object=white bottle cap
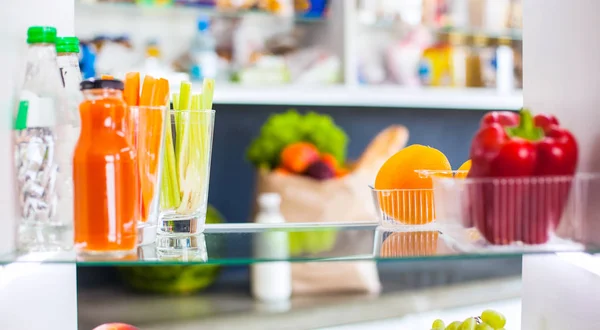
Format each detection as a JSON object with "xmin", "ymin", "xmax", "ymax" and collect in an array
[{"xmin": 258, "ymin": 193, "xmax": 281, "ymax": 210}]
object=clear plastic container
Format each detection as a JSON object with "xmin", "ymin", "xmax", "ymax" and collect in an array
[
  {"xmin": 159, "ymin": 109, "xmax": 215, "ymax": 235},
  {"xmin": 371, "ymin": 186, "xmax": 438, "ymax": 228},
  {"xmin": 370, "ymin": 170, "xmax": 467, "ymax": 229},
  {"xmin": 432, "ymin": 173, "xmax": 589, "ymax": 251}
]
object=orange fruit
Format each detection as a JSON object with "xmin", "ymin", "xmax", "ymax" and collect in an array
[
  {"xmin": 456, "ymin": 159, "xmax": 471, "ymax": 179},
  {"xmin": 280, "ymin": 142, "xmax": 320, "ymax": 174},
  {"xmin": 374, "ymin": 144, "xmax": 452, "ymax": 224},
  {"xmin": 380, "ymin": 231, "xmax": 439, "ymax": 257},
  {"xmin": 321, "ymin": 153, "xmax": 338, "ymax": 170}
]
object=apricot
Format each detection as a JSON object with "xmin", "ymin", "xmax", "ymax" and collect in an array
[
  {"xmin": 456, "ymin": 159, "xmax": 471, "ymax": 179},
  {"xmin": 280, "ymin": 142, "xmax": 320, "ymax": 174},
  {"xmin": 374, "ymin": 144, "xmax": 452, "ymax": 224}
]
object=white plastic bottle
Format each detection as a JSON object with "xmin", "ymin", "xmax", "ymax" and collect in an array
[
  {"xmin": 251, "ymin": 193, "xmax": 292, "ymax": 302},
  {"xmin": 496, "ymin": 37, "xmax": 515, "ymax": 94}
]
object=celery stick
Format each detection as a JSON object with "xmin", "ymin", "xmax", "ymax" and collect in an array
[
  {"xmin": 189, "ymin": 90, "xmax": 212, "ymax": 212},
  {"xmin": 193, "ymin": 79, "xmax": 214, "ymax": 210},
  {"xmin": 160, "ymin": 108, "xmax": 180, "ymax": 209},
  {"xmin": 202, "ymin": 79, "xmax": 215, "ymax": 110},
  {"xmin": 178, "ymin": 94, "xmax": 203, "ymax": 213},
  {"xmin": 195, "ymin": 94, "xmax": 208, "ymax": 210},
  {"xmin": 172, "ymin": 93, "xmax": 179, "ymax": 110},
  {"xmin": 175, "ymin": 82, "xmax": 192, "ymax": 196},
  {"xmin": 172, "ymin": 93, "xmax": 180, "ymax": 142},
  {"xmin": 178, "ymin": 82, "xmax": 192, "ymax": 110},
  {"xmin": 176, "ymin": 82, "xmax": 191, "ymax": 170}
]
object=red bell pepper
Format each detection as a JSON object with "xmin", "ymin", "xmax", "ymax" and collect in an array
[{"xmin": 466, "ymin": 109, "xmax": 578, "ymax": 245}]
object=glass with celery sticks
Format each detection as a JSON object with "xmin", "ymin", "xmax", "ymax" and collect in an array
[{"xmin": 159, "ymin": 80, "xmax": 215, "ymax": 236}]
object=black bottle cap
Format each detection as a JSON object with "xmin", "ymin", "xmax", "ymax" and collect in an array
[{"xmin": 80, "ymin": 78, "xmax": 124, "ymax": 91}]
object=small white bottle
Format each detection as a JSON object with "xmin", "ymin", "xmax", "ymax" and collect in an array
[
  {"xmin": 496, "ymin": 37, "xmax": 515, "ymax": 94},
  {"xmin": 251, "ymin": 193, "xmax": 292, "ymax": 302}
]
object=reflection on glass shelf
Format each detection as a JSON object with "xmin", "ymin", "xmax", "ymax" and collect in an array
[{"xmin": 2, "ymin": 223, "xmax": 599, "ymax": 266}]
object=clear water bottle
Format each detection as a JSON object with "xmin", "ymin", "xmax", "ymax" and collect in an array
[
  {"xmin": 56, "ymin": 37, "xmax": 83, "ymax": 101},
  {"xmin": 14, "ymin": 26, "xmax": 78, "ymax": 252},
  {"xmin": 56, "ymin": 36, "xmax": 83, "ymax": 246},
  {"xmin": 189, "ymin": 16, "xmax": 217, "ymax": 81}
]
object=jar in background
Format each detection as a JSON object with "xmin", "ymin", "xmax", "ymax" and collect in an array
[
  {"xmin": 466, "ymin": 34, "xmax": 491, "ymax": 87},
  {"xmin": 449, "ymin": 32, "xmax": 468, "ymax": 88}
]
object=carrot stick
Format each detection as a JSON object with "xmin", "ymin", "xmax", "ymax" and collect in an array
[
  {"xmin": 124, "ymin": 72, "xmax": 140, "ymax": 106},
  {"xmin": 151, "ymin": 78, "xmax": 170, "ymax": 107},
  {"xmin": 101, "ymin": 74, "xmax": 114, "ymax": 79},
  {"xmin": 140, "ymin": 75, "xmax": 156, "ymax": 107},
  {"xmin": 139, "ymin": 78, "xmax": 170, "ymax": 221},
  {"xmin": 136, "ymin": 75, "xmax": 157, "ymax": 222}
]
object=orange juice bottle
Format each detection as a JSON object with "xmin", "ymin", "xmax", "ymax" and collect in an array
[{"xmin": 74, "ymin": 79, "xmax": 139, "ymax": 256}]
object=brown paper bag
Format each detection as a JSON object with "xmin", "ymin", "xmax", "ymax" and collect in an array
[{"xmin": 253, "ymin": 126, "xmax": 409, "ymax": 295}]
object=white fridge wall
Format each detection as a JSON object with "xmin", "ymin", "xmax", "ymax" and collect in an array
[
  {"xmin": 0, "ymin": 1, "xmax": 78, "ymax": 330},
  {"xmin": 523, "ymin": 0, "xmax": 600, "ymax": 173},
  {"xmin": 522, "ymin": 0, "xmax": 600, "ymax": 328},
  {"xmin": 0, "ymin": 0, "xmax": 75, "ymax": 255}
]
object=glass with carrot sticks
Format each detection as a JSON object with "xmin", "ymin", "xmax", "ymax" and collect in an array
[
  {"xmin": 158, "ymin": 79, "xmax": 216, "ymax": 236},
  {"xmin": 73, "ymin": 78, "xmax": 139, "ymax": 256},
  {"xmin": 123, "ymin": 73, "xmax": 169, "ymax": 246},
  {"xmin": 128, "ymin": 105, "xmax": 168, "ymax": 246}
]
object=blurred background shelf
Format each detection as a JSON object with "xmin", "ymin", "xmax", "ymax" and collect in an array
[
  {"xmin": 75, "ymin": 0, "xmax": 523, "ymax": 105},
  {"xmin": 212, "ymin": 85, "xmax": 523, "ymax": 109},
  {"xmin": 75, "ymin": 1, "xmax": 325, "ymax": 22}
]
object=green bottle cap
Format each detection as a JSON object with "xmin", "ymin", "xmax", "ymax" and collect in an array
[
  {"xmin": 56, "ymin": 37, "xmax": 80, "ymax": 53},
  {"xmin": 27, "ymin": 26, "xmax": 57, "ymax": 44}
]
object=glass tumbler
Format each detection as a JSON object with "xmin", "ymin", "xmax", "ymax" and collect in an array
[
  {"xmin": 127, "ymin": 106, "xmax": 168, "ymax": 246},
  {"xmin": 159, "ymin": 109, "xmax": 215, "ymax": 235}
]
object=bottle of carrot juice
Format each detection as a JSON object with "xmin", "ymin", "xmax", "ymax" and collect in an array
[{"xmin": 74, "ymin": 79, "xmax": 139, "ymax": 257}]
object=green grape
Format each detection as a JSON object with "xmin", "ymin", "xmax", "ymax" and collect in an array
[
  {"xmin": 459, "ymin": 318, "xmax": 477, "ymax": 330},
  {"xmin": 475, "ymin": 323, "xmax": 494, "ymax": 330},
  {"xmin": 445, "ymin": 321, "xmax": 462, "ymax": 330},
  {"xmin": 480, "ymin": 309, "xmax": 506, "ymax": 329},
  {"xmin": 432, "ymin": 319, "xmax": 445, "ymax": 329}
]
